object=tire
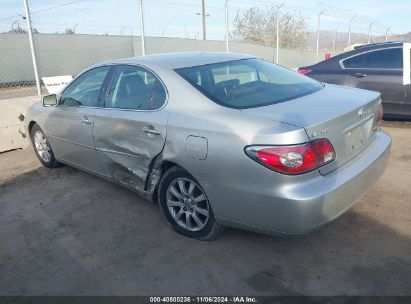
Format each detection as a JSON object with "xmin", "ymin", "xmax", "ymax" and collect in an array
[
  {"xmin": 30, "ymin": 123, "xmax": 61, "ymax": 168},
  {"xmin": 158, "ymin": 166, "xmax": 224, "ymax": 240}
]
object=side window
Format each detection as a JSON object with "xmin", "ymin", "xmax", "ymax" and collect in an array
[
  {"xmin": 60, "ymin": 66, "xmax": 110, "ymax": 107},
  {"xmin": 105, "ymin": 65, "xmax": 165, "ymax": 110},
  {"xmin": 343, "ymin": 54, "xmax": 364, "ymax": 68},
  {"xmin": 363, "ymin": 48, "xmax": 403, "ymax": 69}
]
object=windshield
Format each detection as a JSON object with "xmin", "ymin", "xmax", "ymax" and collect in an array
[{"xmin": 175, "ymin": 58, "xmax": 323, "ymax": 109}]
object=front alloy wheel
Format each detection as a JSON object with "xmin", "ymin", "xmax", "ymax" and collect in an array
[
  {"xmin": 33, "ymin": 130, "xmax": 52, "ymax": 163},
  {"xmin": 30, "ymin": 123, "xmax": 60, "ymax": 168}
]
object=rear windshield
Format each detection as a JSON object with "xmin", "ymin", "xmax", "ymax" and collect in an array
[{"xmin": 175, "ymin": 58, "xmax": 323, "ymax": 109}]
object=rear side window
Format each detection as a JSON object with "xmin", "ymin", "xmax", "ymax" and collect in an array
[
  {"xmin": 176, "ymin": 58, "xmax": 322, "ymax": 109},
  {"xmin": 151, "ymin": 80, "xmax": 167, "ymax": 110},
  {"xmin": 363, "ymin": 48, "xmax": 402, "ymax": 69},
  {"xmin": 343, "ymin": 48, "xmax": 403, "ymax": 69},
  {"xmin": 105, "ymin": 65, "xmax": 166, "ymax": 110},
  {"xmin": 343, "ymin": 54, "xmax": 364, "ymax": 68}
]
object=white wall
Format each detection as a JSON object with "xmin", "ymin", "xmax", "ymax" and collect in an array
[{"xmin": 0, "ymin": 96, "xmax": 39, "ymax": 152}]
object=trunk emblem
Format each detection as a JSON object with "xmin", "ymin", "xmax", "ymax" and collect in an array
[
  {"xmin": 358, "ymin": 107, "xmax": 366, "ymax": 118},
  {"xmin": 311, "ymin": 128, "xmax": 328, "ymax": 138}
]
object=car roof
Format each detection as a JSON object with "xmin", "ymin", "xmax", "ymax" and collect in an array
[
  {"xmin": 334, "ymin": 42, "xmax": 404, "ymax": 62},
  {"xmin": 101, "ymin": 52, "xmax": 255, "ymax": 69},
  {"xmin": 353, "ymin": 41, "xmax": 405, "ymax": 50}
]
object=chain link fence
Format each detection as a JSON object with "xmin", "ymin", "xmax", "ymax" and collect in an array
[{"xmin": 0, "ymin": 0, "xmax": 400, "ymax": 100}]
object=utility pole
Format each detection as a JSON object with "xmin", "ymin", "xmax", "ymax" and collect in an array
[
  {"xmin": 138, "ymin": 0, "xmax": 146, "ymax": 56},
  {"xmin": 347, "ymin": 14, "xmax": 356, "ymax": 49},
  {"xmin": 316, "ymin": 9, "xmax": 325, "ymax": 63},
  {"xmin": 367, "ymin": 22, "xmax": 374, "ymax": 44},
  {"xmin": 275, "ymin": 2, "xmax": 285, "ymax": 64},
  {"xmin": 23, "ymin": 0, "xmax": 41, "ymax": 96},
  {"xmin": 201, "ymin": 0, "xmax": 206, "ymax": 40},
  {"xmin": 196, "ymin": 0, "xmax": 209, "ymax": 40}
]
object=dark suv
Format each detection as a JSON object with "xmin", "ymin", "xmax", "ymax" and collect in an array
[{"xmin": 299, "ymin": 42, "xmax": 410, "ymax": 119}]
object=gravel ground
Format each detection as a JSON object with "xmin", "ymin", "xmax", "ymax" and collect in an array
[{"xmin": 0, "ymin": 125, "xmax": 410, "ymax": 296}]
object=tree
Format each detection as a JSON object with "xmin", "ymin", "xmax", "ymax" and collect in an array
[{"xmin": 232, "ymin": 6, "xmax": 308, "ymax": 49}]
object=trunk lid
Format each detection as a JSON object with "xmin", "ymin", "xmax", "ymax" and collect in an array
[{"xmin": 243, "ymin": 84, "xmax": 381, "ymax": 175}]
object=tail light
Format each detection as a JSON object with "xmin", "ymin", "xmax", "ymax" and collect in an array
[
  {"xmin": 311, "ymin": 139, "xmax": 336, "ymax": 166},
  {"xmin": 245, "ymin": 139, "xmax": 336, "ymax": 175},
  {"xmin": 298, "ymin": 69, "xmax": 312, "ymax": 75},
  {"xmin": 373, "ymin": 102, "xmax": 383, "ymax": 132}
]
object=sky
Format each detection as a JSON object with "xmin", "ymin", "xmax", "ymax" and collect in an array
[{"xmin": 1, "ymin": 0, "xmax": 410, "ymax": 39}]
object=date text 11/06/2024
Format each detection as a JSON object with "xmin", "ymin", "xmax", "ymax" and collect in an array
[{"xmin": 149, "ymin": 296, "xmax": 258, "ymax": 303}]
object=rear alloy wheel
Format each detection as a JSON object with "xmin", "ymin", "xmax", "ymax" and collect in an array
[
  {"xmin": 158, "ymin": 167, "xmax": 224, "ymax": 240},
  {"xmin": 30, "ymin": 124, "xmax": 60, "ymax": 168},
  {"xmin": 167, "ymin": 177, "xmax": 210, "ymax": 232}
]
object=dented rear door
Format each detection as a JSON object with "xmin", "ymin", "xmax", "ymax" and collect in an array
[
  {"xmin": 93, "ymin": 64, "xmax": 168, "ymax": 191},
  {"xmin": 93, "ymin": 109, "xmax": 167, "ymax": 190}
]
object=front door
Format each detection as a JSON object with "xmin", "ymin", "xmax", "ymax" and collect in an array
[
  {"xmin": 44, "ymin": 66, "xmax": 111, "ymax": 174},
  {"xmin": 93, "ymin": 65, "xmax": 168, "ymax": 191}
]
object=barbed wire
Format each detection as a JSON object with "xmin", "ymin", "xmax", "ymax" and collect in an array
[{"xmin": 1, "ymin": 0, "xmax": 395, "ymax": 35}]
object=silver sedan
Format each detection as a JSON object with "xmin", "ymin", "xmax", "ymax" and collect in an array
[{"xmin": 25, "ymin": 52, "xmax": 391, "ymax": 240}]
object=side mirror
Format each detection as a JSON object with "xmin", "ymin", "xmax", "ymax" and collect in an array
[{"xmin": 42, "ymin": 94, "xmax": 58, "ymax": 106}]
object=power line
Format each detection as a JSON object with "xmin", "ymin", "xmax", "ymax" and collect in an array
[
  {"xmin": 149, "ymin": 0, "xmax": 222, "ymax": 10},
  {"xmin": 0, "ymin": 0, "xmax": 84, "ymax": 21},
  {"xmin": 31, "ymin": 0, "xmax": 85, "ymax": 15}
]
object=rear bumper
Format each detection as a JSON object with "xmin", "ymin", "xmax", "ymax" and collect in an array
[{"xmin": 215, "ymin": 131, "xmax": 391, "ymax": 235}]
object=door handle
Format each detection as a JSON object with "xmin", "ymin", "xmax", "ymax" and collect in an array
[
  {"xmin": 80, "ymin": 119, "xmax": 92, "ymax": 125},
  {"xmin": 350, "ymin": 72, "xmax": 367, "ymax": 78},
  {"xmin": 142, "ymin": 127, "xmax": 161, "ymax": 135}
]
